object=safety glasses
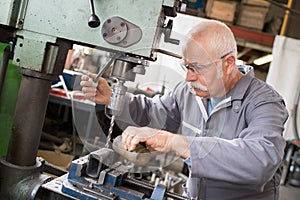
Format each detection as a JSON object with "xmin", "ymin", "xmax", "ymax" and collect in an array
[{"xmin": 180, "ymin": 50, "xmax": 234, "ymax": 74}]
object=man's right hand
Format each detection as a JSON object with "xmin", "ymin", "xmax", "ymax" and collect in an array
[{"xmin": 80, "ymin": 73, "xmax": 112, "ymax": 105}]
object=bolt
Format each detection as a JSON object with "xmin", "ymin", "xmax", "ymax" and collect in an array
[{"xmin": 18, "ymin": 20, "xmax": 23, "ymax": 26}]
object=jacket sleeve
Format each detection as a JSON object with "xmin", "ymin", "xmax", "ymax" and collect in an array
[
  {"xmin": 188, "ymin": 96, "xmax": 288, "ymax": 191},
  {"xmin": 116, "ymin": 87, "xmax": 182, "ymax": 132}
]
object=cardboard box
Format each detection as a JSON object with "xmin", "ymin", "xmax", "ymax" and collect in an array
[
  {"xmin": 38, "ymin": 150, "xmax": 74, "ymax": 170},
  {"xmin": 236, "ymin": 0, "xmax": 270, "ymax": 30},
  {"xmin": 205, "ymin": 0, "xmax": 238, "ymax": 23}
]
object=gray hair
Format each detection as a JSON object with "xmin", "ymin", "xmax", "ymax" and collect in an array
[{"xmin": 187, "ymin": 19, "xmax": 237, "ymax": 60}]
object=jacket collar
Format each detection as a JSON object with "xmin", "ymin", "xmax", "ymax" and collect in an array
[
  {"xmin": 209, "ymin": 66, "xmax": 255, "ymax": 114},
  {"xmin": 226, "ymin": 67, "xmax": 255, "ymax": 101}
]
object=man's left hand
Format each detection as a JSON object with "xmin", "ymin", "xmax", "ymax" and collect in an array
[{"xmin": 121, "ymin": 126, "xmax": 190, "ymax": 158}]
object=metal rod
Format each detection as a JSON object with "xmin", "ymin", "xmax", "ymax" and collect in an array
[
  {"xmin": 41, "ymin": 131, "xmax": 64, "ymax": 144},
  {"xmin": 6, "ymin": 75, "xmax": 52, "ymax": 166},
  {"xmin": 94, "ymin": 53, "xmax": 122, "ymax": 83},
  {"xmin": 0, "ymin": 46, "xmax": 13, "ymax": 100},
  {"xmin": 155, "ymin": 48, "xmax": 182, "ymax": 59},
  {"xmin": 89, "ymin": 0, "xmax": 96, "ymax": 15}
]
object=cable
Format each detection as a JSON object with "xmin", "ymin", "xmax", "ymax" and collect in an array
[{"xmin": 267, "ymin": 0, "xmax": 300, "ymax": 16}]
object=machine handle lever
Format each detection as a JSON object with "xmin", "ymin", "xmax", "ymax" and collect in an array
[
  {"xmin": 163, "ymin": 20, "xmax": 180, "ymax": 45},
  {"xmin": 93, "ymin": 53, "xmax": 123, "ymax": 83},
  {"xmin": 88, "ymin": 0, "xmax": 100, "ymax": 28}
]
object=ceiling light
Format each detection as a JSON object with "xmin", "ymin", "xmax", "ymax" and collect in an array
[{"xmin": 253, "ymin": 54, "xmax": 273, "ymax": 66}]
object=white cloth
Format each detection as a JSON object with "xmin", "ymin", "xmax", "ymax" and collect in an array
[{"xmin": 266, "ymin": 35, "xmax": 300, "ymax": 139}]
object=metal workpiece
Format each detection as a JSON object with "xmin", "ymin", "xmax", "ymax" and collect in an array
[
  {"xmin": 85, "ymin": 148, "xmax": 116, "ymax": 179},
  {"xmin": 112, "ymin": 135, "xmax": 151, "ymax": 166}
]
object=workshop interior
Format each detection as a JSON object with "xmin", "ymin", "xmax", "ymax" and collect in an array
[{"xmin": 1, "ymin": 0, "xmax": 300, "ymax": 199}]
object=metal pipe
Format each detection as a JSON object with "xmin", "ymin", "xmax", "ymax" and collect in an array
[
  {"xmin": 0, "ymin": 46, "xmax": 13, "ymax": 99},
  {"xmin": 6, "ymin": 75, "xmax": 52, "ymax": 166},
  {"xmin": 280, "ymin": 0, "xmax": 293, "ymax": 36},
  {"xmin": 41, "ymin": 131, "xmax": 64, "ymax": 144}
]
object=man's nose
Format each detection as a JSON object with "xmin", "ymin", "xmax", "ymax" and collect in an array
[{"xmin": 185, "ymin": 70, "xmax": 197, "ymax": 82}]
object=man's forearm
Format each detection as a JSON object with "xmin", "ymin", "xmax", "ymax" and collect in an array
[{"xmin": 170, "ymin": 134, "xmax": 190, "ymax": 159}]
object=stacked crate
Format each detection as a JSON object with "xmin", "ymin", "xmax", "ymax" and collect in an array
[
  {"xmin": 236, "ymin": 0, "xmax": 271, "ymax": 31},
  {"xmin": 205, "ymin": 0, "xmax": 239, "ymax": 23}
]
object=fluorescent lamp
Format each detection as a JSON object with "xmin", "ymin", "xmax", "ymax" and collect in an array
[{"xmin": 253, "ymin": 54, "xmax": 273, "ymax": 66}]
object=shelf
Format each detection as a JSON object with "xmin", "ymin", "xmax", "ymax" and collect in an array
[{"xmin": 229, "ymin": 25, "xmax": 275, "ymax": 53}]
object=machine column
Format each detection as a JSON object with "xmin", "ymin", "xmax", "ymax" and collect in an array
[
  {"xmin": 6, "ymin": 75, "xmax": 52, "ymax": 166},
  {"xmin": 0, "ymin": 38, "xmax": 72, "ymax": 198}
]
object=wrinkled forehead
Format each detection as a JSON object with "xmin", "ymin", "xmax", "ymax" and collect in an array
[{"xmin": 182, "ymin": 38, "xmax": 213, "ymax": 63}]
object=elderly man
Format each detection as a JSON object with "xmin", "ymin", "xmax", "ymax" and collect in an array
[{"xmin": 81, "ymin": 19, "xmax": 288, "ymax": 200}]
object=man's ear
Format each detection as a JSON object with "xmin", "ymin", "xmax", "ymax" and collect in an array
[{"xmin": 225, "ymin": 55, "xmax": 236, "ymax": 75}]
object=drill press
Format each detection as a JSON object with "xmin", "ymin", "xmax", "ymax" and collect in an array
[{"xmin": 0, "ymin": 0, "xmax": 182, "ymax": 199}]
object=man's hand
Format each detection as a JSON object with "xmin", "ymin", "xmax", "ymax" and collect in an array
[
  {"xmin": 80, "ymin": 73, "xmax": 112, "ymax": 105},
  {"xmin": 121, "ymin": 126, "xmax": 190, "ymax": 158}
]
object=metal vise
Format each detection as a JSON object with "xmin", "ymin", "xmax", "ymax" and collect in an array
[{"xmin": 39, "ymin": 148, "xmax": 188, "ymax": 200}]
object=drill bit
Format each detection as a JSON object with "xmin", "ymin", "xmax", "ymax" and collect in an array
[{"xmin": 105, "ymin": 115, "xmax": 115, "ymax": 148}]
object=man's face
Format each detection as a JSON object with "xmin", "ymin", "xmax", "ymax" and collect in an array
[{"xmin": 182, "ymin": 41, "xmax": 226, "ymax": 98}]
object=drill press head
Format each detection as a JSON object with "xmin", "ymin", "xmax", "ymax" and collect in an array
[{"xmin": 106, "ymin": 56, "xmax": 148, "ymax": 116}]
